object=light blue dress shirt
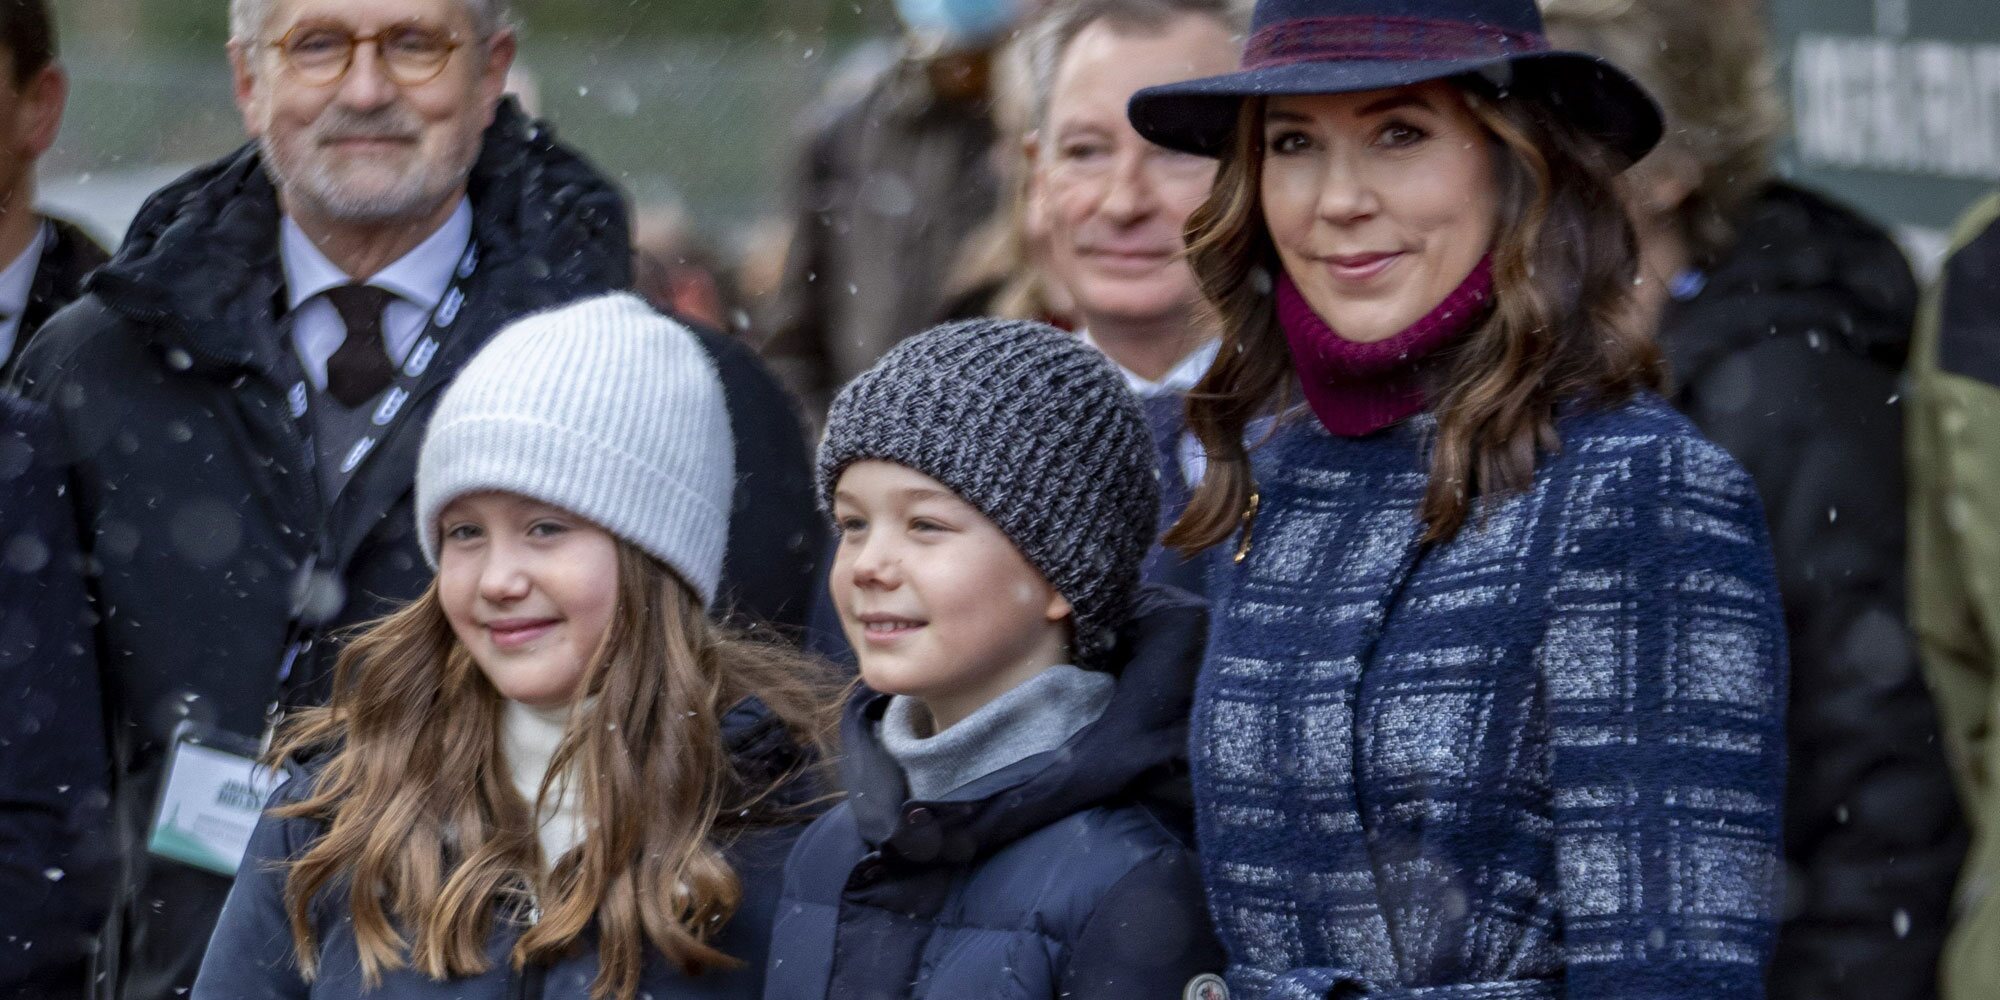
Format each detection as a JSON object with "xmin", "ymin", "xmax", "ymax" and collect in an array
[{"xmin": 279, "ymin": 197, "xmax": 472, "ymax": 390}]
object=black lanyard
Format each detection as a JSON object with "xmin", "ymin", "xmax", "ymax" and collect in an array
[
  {"xmin": 287, "ymin": 241, "xmax": 481, "ymax": 501},
  {"xmin": 265, "ymin": 241, "xmax": 482, "ymax": 738}
]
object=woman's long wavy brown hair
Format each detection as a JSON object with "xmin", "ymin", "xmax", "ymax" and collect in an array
[
  {"xmin": 267, "ymin": 542, "xmax": 839, "ymax": 1000},
  {"xmin": 1165, "ymin": 83, "xmax": 1667, "ymax": 551}
]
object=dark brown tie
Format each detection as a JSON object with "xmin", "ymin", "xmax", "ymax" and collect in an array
[{"xmin": 323, "ymin": 284, "xmax": 397, "ymax": 408}]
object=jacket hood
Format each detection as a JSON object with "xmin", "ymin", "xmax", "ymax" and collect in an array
[
  {"xmin": 840, "ymin": 583, "xmax": 1207, "ymax": 862},
  {"xmin": 1662, "ymin": 181, "xmax": 1915, "ymax": 383},
  {"xmin": 88, "ymin": 98, "xmax": 629, "ymax": 376}
]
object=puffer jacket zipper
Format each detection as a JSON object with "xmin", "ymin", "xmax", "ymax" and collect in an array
[{"xmin": 509, "ymin": 961, "xmax": 548, "ymax": 1000}]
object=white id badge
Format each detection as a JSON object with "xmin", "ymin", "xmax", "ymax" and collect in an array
[{"xmin": 147, "ymin": 726, "xmax": 287, "ymax": 877}]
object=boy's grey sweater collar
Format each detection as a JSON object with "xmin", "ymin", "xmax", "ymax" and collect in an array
[{"xmin": 878, "ymin": 664, "xmax": 1116, "ymax": 802}]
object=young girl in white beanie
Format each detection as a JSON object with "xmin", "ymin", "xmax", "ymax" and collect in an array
[{"xmin": 192, "ymin": 293, "xmax": 834, "ymax": 1000}]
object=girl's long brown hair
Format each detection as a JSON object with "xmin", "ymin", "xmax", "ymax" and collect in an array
[
  {"xmin": 1166, "ymin": 84, "xmax": 1666, "ymax": 551},
  {"xmin": 268, "ymin": 543, "xmax": 838, "ymax": 1000}
]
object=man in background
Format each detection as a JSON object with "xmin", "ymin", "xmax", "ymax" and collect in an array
[
  {"xmin": 761, "ymin": 0, "xmax": 1033, "ymax": 418},
  {"xmin": 0, "ymin": 5, "xmax": 115, "ymax": 995},
  {"xmin": 0, "ymin": 0, "xmax": 107, "ymax": 383},
  {"xmin": 1020, "ymin": 0, "xmax": 1239, "ymax": 591}
]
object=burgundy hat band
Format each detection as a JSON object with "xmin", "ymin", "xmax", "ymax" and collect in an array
[{"xmin": 1244, "ymin": 15, "xmax": 1549, "ymax": 70}]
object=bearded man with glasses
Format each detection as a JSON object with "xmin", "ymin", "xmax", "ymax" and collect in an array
[{"xmin": 5, "ymin": 3, "xmax": 631, "ymax": 997}]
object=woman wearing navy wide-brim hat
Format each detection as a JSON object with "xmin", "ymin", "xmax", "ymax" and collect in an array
[{"xmin": 1132, "ymin": 0, "xmax": 1788, "ymax": 998}]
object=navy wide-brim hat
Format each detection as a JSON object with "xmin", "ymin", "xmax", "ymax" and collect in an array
[{"xmin": 1128, "ymin": 0, "xmax": 1663, "ymax": 165}]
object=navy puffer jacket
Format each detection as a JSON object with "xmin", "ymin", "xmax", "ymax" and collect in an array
[{"xmin": 763, "ymin": 586, "xmax": 1225, "ymax": 1000}]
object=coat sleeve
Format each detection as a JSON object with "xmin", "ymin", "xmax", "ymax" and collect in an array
[
  {"xmin": 1909, "ymin": 190, "xmax": 2000, "ymax": 1000},
  {"xmin": 1671, "ymin": 208, "xmax": 1964, "ymax": 1000},
  {"xmin": 0, "ymin": 395, "xmax": 114, "ymax": 997},
  {"xmin": 1910, "ymin": 194, "xmax": 2000, "ymax": 821},
  {"xmin": 189, "ymin": 785, "xmax": 316, "ymax": 1000},
  {"xmin": 1060, "ymin": 845, "xmax": 1227, "ymax": 1000},
  {"xmin": 1548, "ymin": 432, "xmax": 1787, "ymax": 1000},
  {"xmin": 1689, "ymin": 339, "xmax": 1964, "ymax": 997}
]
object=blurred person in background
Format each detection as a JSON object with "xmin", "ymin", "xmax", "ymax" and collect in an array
[
  {"xmin": 1018, "ymin": 0, "xmax": 1240, "ymax": 592},
  {"xmin": 1542, "ymin": 3, "xmax": 1967, "ymax": 996},
  {"xmin": 0, "ymin": 395, "xmax": 112, "ymax": 999},
  {"xmin": 935, "ymin": 26, "xmax": 1072, "ymax": 327},
  {"xmin": 1910, "ymin": 191, "xmax": 2000, "ymax": 1000},
  {"xmin": 0, "ymin": 9, "xmax": 115, "ymax": 989},
  {"xmin": 734, "ymin": 215, "xmax": 795, "ymax": 320},
  {"xmin": 633, "ymin": 202, "xmax": 739, "ymax": 334},
  {"xmin": 8, "ymin": 0, "xmax": 631, "ymax": 995},
  {"xmin": 760, "ymin": 0, "xmax": 1035, "ymax": 418},
  {"xmin": 0, "ymin": 0, "xmax": 108, "ymax": 384}
]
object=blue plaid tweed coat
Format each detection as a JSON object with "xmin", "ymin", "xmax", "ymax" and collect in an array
[{"xmin": 1196, "ymin": 395, "xmax": 1786, "ymax": 1000}]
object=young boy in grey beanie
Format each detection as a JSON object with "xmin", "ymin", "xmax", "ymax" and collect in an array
[{"xmin": 762, "ymin": 318, "xmax": 1225, "ymax": 1000}]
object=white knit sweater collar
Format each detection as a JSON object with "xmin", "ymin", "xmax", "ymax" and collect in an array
[{"xmin": 500, "ymin": 699, "xmax": 585, "ymax": 870}]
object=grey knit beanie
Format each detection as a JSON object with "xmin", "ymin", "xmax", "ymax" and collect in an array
[
  {"xmin": 416, "ymin": 293, "xmax": 733, "ymax": 606},
  {"xmin": 817, "ymin": 318, "xmax": 1159, "ymax": 657}
]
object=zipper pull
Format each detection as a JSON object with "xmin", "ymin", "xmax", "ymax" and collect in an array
[
  {"xmin": 1233, "ymin": 488, "xmax": 1261, "ymax": 564},
  {"xmin": 263, "ymin": 633, "xmax": 314, "ymax": 759},
  {"xmin": 259, "ymin": 703, "xmax": 283, "ymax": 759},
  {"xmin": 276, "ymin": 636, "xmax": 313, "ymax": 686}
]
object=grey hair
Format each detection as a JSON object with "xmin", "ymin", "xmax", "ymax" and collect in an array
[
  {"xmin": 229, "ymin": 0, "xmax": 514, "ymax": 43},
  {"xmin": 1019, "ymin": 0, "xmax": 1247, "ymax": 131}
]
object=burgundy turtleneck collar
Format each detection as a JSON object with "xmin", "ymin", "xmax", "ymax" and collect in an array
[{"xmin": 1277, "ymin": 256, "xmax": 1495, "ymax": 437}]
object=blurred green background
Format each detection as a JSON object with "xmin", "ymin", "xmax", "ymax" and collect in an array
[
  {"xmin": 43, "ymin": 1, "xmax": 901, "ymax": 246},
  {"xmin": 42, "ymin": 1, "xmax": 2000, "ymax": 277},
  {"xmin": 74, "ymin": 0, "xmax": 886, "ymax": 46}
]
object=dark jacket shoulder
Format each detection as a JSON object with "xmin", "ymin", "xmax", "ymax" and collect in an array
[
  {"xmin": 0, "ymin": 216, "xmax": 107, "ymax": 382},
  {"xmin": 1663, "ymin": 181, "xmax": 1914, "ymax": 383},
  {"xmin": 0, "ymin": 216, "xmax": 108, "ymax": 374}
]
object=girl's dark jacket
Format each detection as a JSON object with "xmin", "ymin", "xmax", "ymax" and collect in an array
[
  {"xmin": 191, "ymin": 698, "xmax": 816, "ymax": 1000},
  {"xmin": 762, "ymin": 585, "xmax": 1226, "ymax": 1000}
]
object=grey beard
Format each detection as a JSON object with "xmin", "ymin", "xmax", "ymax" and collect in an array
[{"xmin": 259, "ymin": 121, "xmax": 478, "ymax": 224}]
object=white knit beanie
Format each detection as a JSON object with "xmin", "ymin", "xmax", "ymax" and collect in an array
[{"xmin": 415, "ymin": 293, "xmax": 733, "ymax": 606}]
